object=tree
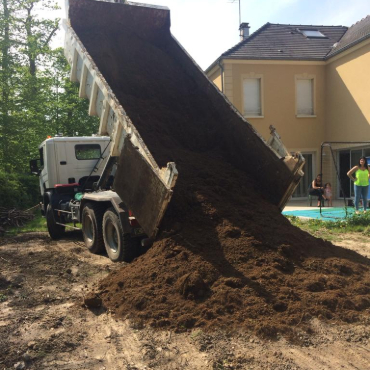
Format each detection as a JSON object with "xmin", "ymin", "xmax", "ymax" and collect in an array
[
  {"xmin": 45, "ymin": 47, "xmax": 99, "ymax": 138},
  {"xmin": 0, "ymin": 0, "xmax": 58, "ymax": 171},
  {"xmin": 0, "ymin": 0, "xmax": 15, "ymax": 172},
  {"xmin": 0, "ymin": 0, "xmax": 99, "ymax": 173}
]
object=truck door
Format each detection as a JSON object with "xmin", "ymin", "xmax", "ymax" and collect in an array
[
  {"xmin": 54, "ymin": 141, "xmax": 99, "ymax": 185},
  {"xmin": 72, "ymin": 142, "xmax": 100, "ymax": 183},
  {"xmin": 68, "ymin": 141, "xmax": 105, "ymax": 185},
  {"xmin": 53, "ymin": 140, "xmax": 109, "ymax": 186},
  {"xmin": 55, "ymin": 141, "xmax": 69, "ymax": 184}
]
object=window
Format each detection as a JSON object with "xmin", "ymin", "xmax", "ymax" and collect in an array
[
  {"xmin": 75, "ymin": 144, "xmax": 101, "ymax": 160},
  {"xmin": 243, "ymin": 78, "xmax": 262, "ymax": 116},
  {"xmin": 296, "ymin": 78, "xmax": 314, "ymax": 116},
  {"xmin": 299, "ymin": 29, "xmax": 326, "ymax": 38}
]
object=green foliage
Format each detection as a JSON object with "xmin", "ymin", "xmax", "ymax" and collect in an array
[
  {"xmin": 47, "ymin": 48, "xmax": 100, "ymax": 138},
  {"xmin": 0, "ymin": 0, "xmax": 59, "ymax": 171},
  {"xmin": 346, "ymin": 211, "xmax": 370, "ymax": 226},
  {"xmin": 7, "ymin": 211, "xmax": 47, "ymax": 235},
  {"xmin": 0, "ymin": 171, "xmax": 40, "ymax": 209},
  {"xmin": 0, "ymin": 1, "xmax": 99, "ymax": 173}
]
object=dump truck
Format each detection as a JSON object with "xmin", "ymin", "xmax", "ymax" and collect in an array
[{"xmin": 30, "ymin": 0, "xmax": 304, "ymax": 263}]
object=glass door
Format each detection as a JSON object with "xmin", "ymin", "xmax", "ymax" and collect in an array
[
  {"xmin": 350, "ymin": 150, "xmax": 362, "ymax": 197},
  {"xmin": 339, "ymin": 151, "xmax": 350, "ymax": 198},
  {"xmin": 338, "ymin": 148, "xmax": 368, "ymax": 198}
]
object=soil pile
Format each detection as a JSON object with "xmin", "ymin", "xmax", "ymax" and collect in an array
[
  {"xmin": 72, "ymin": 5, "xmax": 370, "ymax": 336},
  {"xmin": 97, "ymin": 156, "xmax": 370, "ymax": 336}
]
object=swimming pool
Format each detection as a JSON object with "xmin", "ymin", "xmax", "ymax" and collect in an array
[{"xmin": 282, "ymin": 207, "xmax": 356, "ymax": 221}]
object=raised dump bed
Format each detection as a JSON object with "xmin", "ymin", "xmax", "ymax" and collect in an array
[{"xmin": 63, "ymin": 0, "xmax": 304, "ymax": 232}]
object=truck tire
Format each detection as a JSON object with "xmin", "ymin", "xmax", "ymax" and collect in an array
[
  {"xmin": 46, "ymin": 204, "xmax": 65, "ymax": 240},
  {"xmin": 103, "ymin": 208, "xmax": 137, "ymax": 262},
  {"xmin": 82, "ymin": 203, "xmax": 105, "ymax": 254}
]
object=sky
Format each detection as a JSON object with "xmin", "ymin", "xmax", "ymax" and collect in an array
[{"xmin": 49, "ymin": 0, "xmax": 370, "ymax": 70}]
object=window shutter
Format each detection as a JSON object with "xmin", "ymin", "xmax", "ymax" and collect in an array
[
  {"xmin": 297, "ymin": 79, "xmax": 313, "ymax": 115},
  {"xmin": 243, "ymin": 78, "xmax": 261, "ymax": 116}
]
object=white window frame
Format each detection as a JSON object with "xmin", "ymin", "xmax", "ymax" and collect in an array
[
  {"xmin": 241, "ymin": 72, "xmax": 264, "ymax": 118},
  {"xmin": 295, "ymin": 74, "xmax": 316, "ymax": 118},
  {"xmin": 299, "ymin": 29, "xmax": 326, "ymax": 38}
]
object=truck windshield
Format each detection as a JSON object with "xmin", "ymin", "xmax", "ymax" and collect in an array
[{"xmin": 75, "ymin": 144, "xmax": 101, "ymax": 160}]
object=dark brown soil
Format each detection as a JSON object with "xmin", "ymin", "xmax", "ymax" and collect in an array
[{"xmin": 71, "ymin": 1, "xmax": 370, "ymax": 337}]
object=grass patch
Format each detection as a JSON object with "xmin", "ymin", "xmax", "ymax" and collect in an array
[
  {"xmin": 5, "ymin": 209, "xmax": 82, "ymax": 237},
  {"xmin": 7, "ymin": 212, "xmax": 47, "ymax": 235},
  {"xmin": 286, "ymin": 211, "xmax": 370, "ymax": 239}
]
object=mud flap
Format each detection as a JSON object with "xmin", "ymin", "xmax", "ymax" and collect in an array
[{"xmin": 113, "ymin": 138, "xmax": 172, "ymax": 239}]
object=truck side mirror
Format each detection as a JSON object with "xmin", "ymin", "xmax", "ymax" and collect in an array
[{"xmin": 30, "ymin": 159, "xmax": 40, "ymax": 175}]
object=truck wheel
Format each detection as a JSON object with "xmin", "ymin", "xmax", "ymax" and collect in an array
[
  {"xmin": 82, "ymin": 203, "xmax": 105, "ymax": 254},
  {"xmin": 46, "ymin": 204, "xmax": 65, "ymax": 240},
  {"xmin": 103, "ymin": 208, "xmax": 137, "ymax": 262}
]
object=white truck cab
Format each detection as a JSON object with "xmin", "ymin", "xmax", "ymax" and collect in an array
[{"xmin": 36, "ymin": 136, "xmax": 111, "ymax": 195}]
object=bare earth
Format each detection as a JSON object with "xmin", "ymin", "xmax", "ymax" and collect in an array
[{"xmin": 1, "ymin": 231, "xmax": 370, "ymax": 370}]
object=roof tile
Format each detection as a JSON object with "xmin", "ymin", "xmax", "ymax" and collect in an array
[
  {"xmin": 327, "ymin": 15, "xmax": 370, "ymax": 57},
  {"xmin": 222, "ymin": 23, "xmax": 348, "ymax": 61}
]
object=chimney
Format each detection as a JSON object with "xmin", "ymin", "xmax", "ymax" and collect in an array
[{"xmin": 239, "ymin": 23, "xmax": 250, "ymax": 41}]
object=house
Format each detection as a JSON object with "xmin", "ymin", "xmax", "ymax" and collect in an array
[{"xmin": 206, "ymin": 17, "xmax": 370, "ymax": 201}]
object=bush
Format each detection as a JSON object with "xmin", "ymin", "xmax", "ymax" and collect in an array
[
  {"xmin": 0, "ymin": 171, "xmax": 40, "ymax": 210},
  {"xmin": 346, "ymin": 211, "xmax": 370, "ymax": 226}
]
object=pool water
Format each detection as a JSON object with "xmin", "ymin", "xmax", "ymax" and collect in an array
[{"xmin": 282, "ymin": 207, "xmax": 356, "ymax": 221}]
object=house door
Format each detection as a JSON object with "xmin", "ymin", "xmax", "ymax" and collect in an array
[
  {"xmin": 292, "ymin": 153, "xmax": 313, "ymax": 198},
  {"xmin": 350, "ymin": 150, "xmax": 363, "ymax": 197}
]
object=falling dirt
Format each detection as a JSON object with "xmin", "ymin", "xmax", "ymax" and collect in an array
[{"xmin": 67, "ymin": 1, "xmax": 370, "ymax": 337}]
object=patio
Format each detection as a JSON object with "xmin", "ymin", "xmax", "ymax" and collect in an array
[{"xmin": 284, "ymin": 199, "xmax": 349, "ymax": 212}]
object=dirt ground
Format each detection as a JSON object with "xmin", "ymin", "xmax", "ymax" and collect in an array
[{"xmin": 1, "ymin": 231, "xmax": 370, "ymax": 370}]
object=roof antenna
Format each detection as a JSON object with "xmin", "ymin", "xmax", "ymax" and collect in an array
[{"xmin": 228, "ymin": 0, "xmax": 241, "ymax": 27}]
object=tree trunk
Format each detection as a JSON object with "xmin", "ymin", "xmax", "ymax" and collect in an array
[{"xmin": 0, "ymin": 0, "xmax": 11, "ymax": 171}]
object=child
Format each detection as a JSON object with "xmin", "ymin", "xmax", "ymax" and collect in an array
[{"xmin": 324, "ymin": 183, "xmax": 333, "ymax": 207}]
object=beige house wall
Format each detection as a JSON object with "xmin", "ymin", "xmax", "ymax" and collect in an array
[
  {"xmin": 208, "ymin": 68, "xmax": 222, "ymax": 91},
  {"xmin": 220, "ymin": 61, "xmax": 326, "ymax": 175},
  {"xmin": 325, "ymin": 41, "xmax": 370, "ymax": 141},
  {"xmin": 207, "ymin": 44, "xmax": 370, "ymax": 199}
]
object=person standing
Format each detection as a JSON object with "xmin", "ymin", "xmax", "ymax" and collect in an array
[
  {"xmin": 309, "ymin": 174, "xmax": 326, "ymax": 207},
  {"xmin": 347, "ymin": 156, "xmax": 370, "ymax": 213},
  {"xmin": 324, "ymin": 183, "xmax": 333, "ymax": 207}
]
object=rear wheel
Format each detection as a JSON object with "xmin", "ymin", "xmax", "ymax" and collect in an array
[
  {"xmin": 103, "ymin": 208, "xmax": 137, "ymax": 262},
  {"xmin": 46, "ymin": 204, "xmax": 65, "ymax": 240},
  {"xmin": 82, "ymin": 203, "xmax": 105, "ymax": 254}
]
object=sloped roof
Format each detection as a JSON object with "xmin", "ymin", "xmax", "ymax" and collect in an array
[
  {"xmin": 327, "ymin": 15, "xmax": 370, "ymax": 58},
  {"xmin": 222, "ymin": 23, "xmax": 347, "ymax": 61}
]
